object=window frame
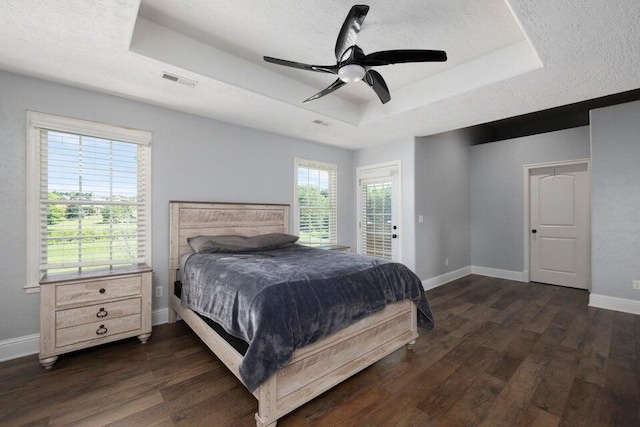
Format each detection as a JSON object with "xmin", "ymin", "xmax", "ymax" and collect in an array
[
  {"xmin": 293, "ymin": 157, "xmax": 338, "ymax": 245},
  {"xmin": 25, "ymin": 111, "xmax": 152, "ymax": 292}
]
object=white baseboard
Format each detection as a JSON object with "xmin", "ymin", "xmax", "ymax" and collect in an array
[
  {"xmin": 0, "ymin": 333, "xmax": 40, "ymax": 363},
  {"xmin": 0, "ymin": 307, "xmax": 170, "ymax": 363},
  {"xmin": 421, "ymin": 265, "xmax": 527, "ymax": 291},
  {"xmin": 422, "ymin": 266, "xmax": 472, "ymax": 291},
  {"xmin": 589, "ymin": 293, "xmax": 640, "ymax": 315},
  {"xmin": 471, "ymin": 266, "xmax": 527, "ymax": 282},
  {"xmin": 152, "ymin": 307, "xmax": 168, "ymax": 326}
]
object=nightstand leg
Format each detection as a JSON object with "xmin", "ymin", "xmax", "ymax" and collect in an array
[
  {"xmin": 138, "ymin": 333, "xmax": 151, "ymax": 344},
  {"xmin": 40, "ymin": 356, "xmax": 58, "ymax": 369},
  {"xmin": 406, "ymin": 340, "xmax": 416, "ymax": 350}
]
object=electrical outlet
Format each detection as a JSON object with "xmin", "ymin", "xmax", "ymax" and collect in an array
[
  {"xmin": 155, "ymin": 286, "xmax": 163, "ymax": 298},
  {"xmin": 445, "ymin": 258, "xmax": 449, "ymax": 266},
  {"xmin": 418, "ymin": 215, "xmax": 424, "ymax": 223},
  {"xmin": 633, "ymin": 280, "xmax": 640, "ymax": 290}
]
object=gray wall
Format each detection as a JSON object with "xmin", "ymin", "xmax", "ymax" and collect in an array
[
  {"xmin": 0, "ymin": 70, "xmax": 353, "ymax": 340},
  {"xmin": 352, "ymin": 138, "xmax": 416, "ymax": 272},
  {"xmin": 590, "ymin": 100, "xmax": 640, "ymax": 300},
  {"xmin": 470, "ymin": 127, "xmax": 591, "ymax": 272},
  {"xmin": 415, "ymin": 130, "xmax": 471, "ymax": 280}
]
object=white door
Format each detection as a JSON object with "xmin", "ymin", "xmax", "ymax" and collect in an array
[
  {"xmin": 357, "ymin": 164, "xmax": 400, "ymax": 261},
  {"xmin": 529, "ymin": 163, "xmax": 589, "ymax": 289}
]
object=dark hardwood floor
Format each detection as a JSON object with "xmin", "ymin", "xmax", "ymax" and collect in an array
[{"xmin": 1, "ymin": 275, "xmax": 638, "ymax": 426}]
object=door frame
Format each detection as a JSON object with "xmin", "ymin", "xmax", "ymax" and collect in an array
[
  {"xmin": 356, "ymin": 160, "xmax": 402, "ymax": 261},
  {"xmin": 522, "ymin": 158, "xmax": 591, "ymax": 286}
]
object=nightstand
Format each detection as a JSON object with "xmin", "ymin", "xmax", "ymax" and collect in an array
[{"xmin": 39, "ymin": 265, "xmax": 152, "ymax": 368}]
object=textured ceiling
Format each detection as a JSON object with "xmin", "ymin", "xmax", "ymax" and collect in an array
[
  {"xmin": 0, "ymin": 1, "xmax": 639, "ymax": 150},
  {"xmin": 138, "ymin": 0, "xmax": 525, "ymax": 104}
]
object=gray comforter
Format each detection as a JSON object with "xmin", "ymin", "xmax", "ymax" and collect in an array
[{"xmin": 181, "ymin": 244, "xmax": 434, "ymax": 391}]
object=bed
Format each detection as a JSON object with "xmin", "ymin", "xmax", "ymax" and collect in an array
[{"xmin": 168, "ymin": 201, "xmax": 432, "ymax": 426}]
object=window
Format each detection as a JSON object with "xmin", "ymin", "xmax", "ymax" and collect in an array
[
  {"xmin": 294, "ymin": 158, "xmax": 337, "ymax": 245},
  {"xmin": 26, "ymin": 112, "xmax": 151, "ymax": 289}
]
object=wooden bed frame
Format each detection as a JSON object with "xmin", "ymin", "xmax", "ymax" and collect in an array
[{"xmin": 168, "ymin": 201, "xmax": 418, "ymax": 427}]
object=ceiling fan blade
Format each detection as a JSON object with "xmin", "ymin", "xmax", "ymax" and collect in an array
[
  {"xmin": 263, "ymin": 56, "xmax": 338, "ymax": 74},
  {"xmin": 335, "ymin": 5, "xmax": 370, "ymax": 63},
  {"xmin": 364, "ymin": 70, "xmax": 390, "ymax": 104},
  {"xmin": 361, "ymin": 49, "xmax": 447, "ymax": 66},
  {"xmin": 303, "ymin": 79, "xmax": 347, "ymax": 103}
]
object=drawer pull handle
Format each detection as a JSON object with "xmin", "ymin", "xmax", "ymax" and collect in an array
[
  {"xmin": 96, "ymin": 325, "xmax": 108, "ymax": 335},
  {"xmin": 99, "ymin": 288, "xmax": 106, "ymax": 294},
  {"xmin": 96, "ymin": 308, "xmax": 108, "ymax": 318}
]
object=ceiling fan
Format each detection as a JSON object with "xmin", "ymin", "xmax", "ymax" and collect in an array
[{"xmin": 263, "ymin": 4, "xmax": 447, "ymax": 104}]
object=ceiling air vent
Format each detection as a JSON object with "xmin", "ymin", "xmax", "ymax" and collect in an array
[
  {"xmin": 161, "ymin": 72, "xmax": 198, "ymax": 87},
  {"xmin": 312, "ymin": 119, "xmax": 331, "ymax": 127}
]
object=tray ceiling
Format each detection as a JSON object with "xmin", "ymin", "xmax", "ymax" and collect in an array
[{"xmin": 0, "ymin": 1, "xmax": 639, "ymax": 149}]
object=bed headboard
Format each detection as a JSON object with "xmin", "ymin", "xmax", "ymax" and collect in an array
[
  {"xmin": 169, "ymin": 201, "xmax": 290, "ymax": 270},
  {"xmin": 168, "ymin": 201, "xmax": 289, "ymax": 320}
]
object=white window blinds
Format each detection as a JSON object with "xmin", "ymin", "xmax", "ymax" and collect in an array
[
  {"xmin": 295, "ymin": 159, "xmax": 337, "ymax": 245},
  {"xmin": 360, "ymin": 179, "xmax": 393, "ymax": 260},
  {"xmin": 27, "ymin": 112, "xmax": 151, "ymax": 285}
]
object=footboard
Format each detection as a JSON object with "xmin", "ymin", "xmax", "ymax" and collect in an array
[
  {"xmin": 173, "ymin": 293, "xmax": 417, "ymax": 427},
  {"xmin": 254, "ymin": 299, "xmax": 418, "ymax": 427}
]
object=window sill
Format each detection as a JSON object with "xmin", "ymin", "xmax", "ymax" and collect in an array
[
  {"xmin": 38, "ymin": 264, "xmax": 152, "ymax": 285},
  {"xmin": 23, "ymin": 283, "xmax": 41, "ymax": 294}
]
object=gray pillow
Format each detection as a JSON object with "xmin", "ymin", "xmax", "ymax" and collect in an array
[{"xmin": 188, "ymin": 233, "xmax": 299, "ymax": 253}]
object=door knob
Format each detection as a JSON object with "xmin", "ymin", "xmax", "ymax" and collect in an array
[{"xmin": 531, "ymin": 229, "xmax": 537, "ymax": 234}]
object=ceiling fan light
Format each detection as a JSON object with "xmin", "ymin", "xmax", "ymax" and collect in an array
[{"xmin": 338, "ymin": 64, "xmax": 366, "ymax": 83}]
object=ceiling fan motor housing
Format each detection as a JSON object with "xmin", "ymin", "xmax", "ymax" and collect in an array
[{"xmin": 338, "ymin": 64, "xmax": 366, "ymax": 83}]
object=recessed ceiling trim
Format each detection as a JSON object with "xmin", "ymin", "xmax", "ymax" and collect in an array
[
  {"xmin": 130, "ymin": 17, "xmax": 360, "ymax": 126},
  {"xmin": 503, "ymin": 0, "xmax": 543, "ymax": 66},
  {"xmin": 130, "ymin": 11, "xmax": 540, "ymax": 128}
]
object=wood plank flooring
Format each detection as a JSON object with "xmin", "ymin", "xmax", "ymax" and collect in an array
[{"xmin": 1, "ymin": 275, "xmax": 638, "ymax": 426}]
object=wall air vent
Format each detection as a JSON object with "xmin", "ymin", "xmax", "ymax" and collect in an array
[
  {"xmin": 312, "ymin": 119, "xmax": 331, "ymax": 126},
  {"xmin": 161, "ymin": 72, "xmax": 198, "ymax": 87}
]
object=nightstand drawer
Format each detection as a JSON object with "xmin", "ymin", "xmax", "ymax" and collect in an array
[
  {"xmin": 56, "ymin": 275, "xmax": 141, "ymax": 307},
  {"xmin": 56, "ymin": 298, "xmax": 141, "ymax": 329},
  {"xmin": 56, "ymin": 314, "xmax": 141, "ymax": 348}
]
